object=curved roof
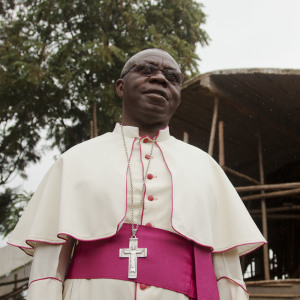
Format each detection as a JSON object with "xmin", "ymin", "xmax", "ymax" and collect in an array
[{"xmin": 170, "ymin": 68, "xmax": 300, "ymax": 183}]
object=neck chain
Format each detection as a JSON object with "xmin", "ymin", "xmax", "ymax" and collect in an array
[
  {"xmin": 120, "ymin": 124, "xmax": 156, "ymax": 279},
  {"xmin": 120, "ymin": 125, "xmax": 155, "ymax": 238}
]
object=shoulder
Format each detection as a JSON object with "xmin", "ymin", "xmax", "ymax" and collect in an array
[
  {"xmin": 60, "ymin": 132, "xmax": 117, "ymax": 159},
  {"xmin": 49, "ymin": 131, "xmax": 124, "ymax": 174},
  {"xmin": 159, "ymin": 136, "xmax": 223, "ymax": 177},
  {"xmin": 168, "ymin": 136, "xmax": 214, "ymax": 161}
]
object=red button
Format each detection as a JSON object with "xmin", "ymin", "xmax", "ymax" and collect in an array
[
  {"xmin": 147, "ymin": 174, "xmax": 153, "ymax": 180},
  {"xmin": 148, "ymin": 195, "xmax": 154, "ymax": 201},
  {"xmin": 140, "ymin": 283, "xmax": 147, "ymax": 290},
  {"xmin": 143, "ymin": 138, "xmax": 149, "ymax": 143},
  {"xmin": 145, "ymin": 154, "xmax": 151, "ymax": 159},
  {"xmin": 145, "ymin": 223, "xmax": 153, "ymax": 227}
]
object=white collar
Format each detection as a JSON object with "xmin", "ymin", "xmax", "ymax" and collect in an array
[{"xmin": 113, "ymin": 123, "xmax": 171, "ymax": 142}]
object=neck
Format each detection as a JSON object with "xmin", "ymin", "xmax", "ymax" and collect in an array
[{"xmin": 121, "ymin": 122, "xmax": 167, "ymax": 138}]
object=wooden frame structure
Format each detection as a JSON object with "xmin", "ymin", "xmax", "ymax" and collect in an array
[{"xmin": 170, "ymin": 68, "xmax": 300, "ymax": 283}]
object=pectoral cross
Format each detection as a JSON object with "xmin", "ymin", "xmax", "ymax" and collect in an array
[{"xmin": 119, "ymin": 237, "xmax": 147, "ymax": 279}]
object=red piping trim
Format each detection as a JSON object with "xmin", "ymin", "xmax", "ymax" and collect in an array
[
  {"xmin": 8, "ymin": 235, "xmax": 69, "ymax": 255},
  {"xmin": 239, "ymin": 241, "xmax": 267, "ymax": 257},
  {"xmin": 155, "ymin": 143, "xmax": 201, "ymax": 247},
  {"xmin": 119, "ymin": 123, "xmax": 169, "ymax": 141},
  {"xmin": 138, "ymin": 126, "xmax": 167, "ymax": 140},
  {"xmin": 217, "ymin": 276, "xmax": 249, "ymax": 294},
  {"xmin": 7, "ymin": 242, "xmax": 34, "ymax": 257},
  {"xmin": 8, "ymin": 228, "xmax": 129, "ymax": 253},
  {"xmin": 9, "ymin": 234, "xmax": 265, "ymax": 257},
  {"xmin": 154, "ymin": 125, "xmax": 168, "ymax": 139},
  {"xmin": 148, "ymin": 143, "xmax": 266, "ymax": 255},
  {"xmin": 213, "ymin": 241, "xmax": 267, "ymax": 256},
  {"xmin": 156, "ymin": 143, "xmax": 211, "ymax": 249},
  {"xmin": 29, "ymin": 277, "xmax": 62, "ymax": 288},
  {"xmin": 155, "ymin": 143, "xmax": 176, "ymax": 238},
  {"xmin": 7, "ymin": 242, "xmax": 32, "ymax": 249},
  {"xmin": 8, "ymin": 133, "xmax": 265, "ymax": 256},
  {"xmin": 58, "ymin": 232, "xmax": 119, "ymax": 242},
  {"xmin": 139, "ymin": 139, "xmax": 147, "ymax": 224}
]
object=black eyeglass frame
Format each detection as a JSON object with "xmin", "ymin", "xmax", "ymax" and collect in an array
[{"xmin": 121, "ymin": 63, "xmax": 185, "ymax": 86}]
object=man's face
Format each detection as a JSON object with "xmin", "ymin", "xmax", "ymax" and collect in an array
[{"xmin": 116, "ymin": 50, "xmax": 182, "ymax": 129}]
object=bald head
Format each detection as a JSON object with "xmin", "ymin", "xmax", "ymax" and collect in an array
[
  {"xmin": 120, "ymin": 48, "xmax": 180, "ymax": 78},
  {"xmin": 116, "ymin": 47, "xmax": 182, "ymax": 137}
]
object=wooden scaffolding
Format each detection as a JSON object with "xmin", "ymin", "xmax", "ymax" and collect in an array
[{"xmin": 170, "ymin": 68, "xmax": 300, "ymax": 284}]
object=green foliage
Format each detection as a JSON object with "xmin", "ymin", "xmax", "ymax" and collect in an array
[
  {"xmin": 0, "ymin": 189, "xmax": 31, "ymax": 236},
  {"xmin": 0, "ymin": 0, "xmax": 16, "ymax": 16},
  {"xmin": 0, "ymin": 0, "xmax": 209, "ymax": 234}
]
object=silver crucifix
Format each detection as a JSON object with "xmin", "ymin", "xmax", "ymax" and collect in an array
[{"xmin": 119, "ymin": 237, "xmax": 147, "ymax": 278}]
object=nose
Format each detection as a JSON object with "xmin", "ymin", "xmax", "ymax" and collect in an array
[{"xmin": 149, "ymin": 70, "xmax": 168, "ymax": 87}]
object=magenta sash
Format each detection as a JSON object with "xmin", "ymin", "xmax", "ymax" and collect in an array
[{"xmin": 67, "ymin": 223, "xmax": 220, "ymax": 300}]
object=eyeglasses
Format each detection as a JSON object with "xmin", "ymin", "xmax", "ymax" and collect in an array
[{"xmin": 121, "ymin": 63, "xmax": 185, "ymax": 86}]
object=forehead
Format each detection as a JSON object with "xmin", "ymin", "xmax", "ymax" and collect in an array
[{"xmin": 134, "ymin": 51, "xmax": 180, "ymax": 71}]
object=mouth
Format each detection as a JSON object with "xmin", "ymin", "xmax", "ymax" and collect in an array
[{"xmin": 143, "ymin": 89, "xmax": 168, "ymax": 101}]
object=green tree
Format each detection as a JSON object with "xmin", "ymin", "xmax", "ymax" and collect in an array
[
  {"xmin": 0, "ymin": 189, "xmax": 31, "ymax": 237},
  {"xmin": 0, "ymin": 0, "xmax": 209, "ymax": 235}
]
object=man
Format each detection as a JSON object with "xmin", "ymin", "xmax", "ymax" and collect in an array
[{"xmin": 9, "ymin": 49, "xmax": 266, "ymax": 300}]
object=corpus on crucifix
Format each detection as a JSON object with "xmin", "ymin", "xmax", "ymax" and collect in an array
[{"xmin": 119, "ymin": 237, "xmax": 147, "ymax": 279}]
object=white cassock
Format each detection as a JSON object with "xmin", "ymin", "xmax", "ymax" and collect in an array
[{"xmin": 8, "ymin": 124, "xmax": 266, "ymax": 300}]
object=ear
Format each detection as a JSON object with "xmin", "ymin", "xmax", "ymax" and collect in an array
[{"xmin": 116, "ymin": 79, "xmax": 124, "ymax": 98}]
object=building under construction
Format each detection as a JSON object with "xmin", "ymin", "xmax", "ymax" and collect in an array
[{"xmin": 170, "ymin": 68, "xmax": 300, "ymax": 299}]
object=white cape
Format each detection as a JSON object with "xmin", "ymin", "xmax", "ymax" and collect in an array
[{"xmin": 9, "ymin": 125, "xmax": 266, "ymax": 256}]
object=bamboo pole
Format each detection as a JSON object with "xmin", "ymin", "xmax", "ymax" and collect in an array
[
  {"xmin": 208, "ymin": 96, "xmax": 219, "ymax": 156},
  {"xmin": 0, "ymin": 278, "xmax": 28, "ymax": 287},
  {"xmin": 0, "ymin": 283, "xmax": 28, "ymax": 300},
  {"xmin": 252, "ymin": 214, "xmax": 300, "ymax": 220},
  {"xmin": 258, "ymin": 129, "xmax": 270, "ymax": 280},
  {"xmin": 223, "ymin": 166, "xmax": 260, "ymax": 185},
  {"xmin": 93, "ymin": 102, "xmax": 98, "ymax": 137},
  {"xmin": 218, "ymin": 121, "xmax": 225, "ymax": 167},
  {"xmin": 13, "ymin": 274, "xmax": 17, "ymax": 300},
  {"xmin": 248, "ymin": 293, "xmax": 298, "ymax": 298},
  {"xmin": 250, "ymin": 205, "xmax": 300, "ymax": 214},
  {"xmin": 183, "ymin": 131, "xmax": 189, "ymax": 143},
  {"xmin": 236, "ymin": 182, "xmax": 300, "ymax": 193},
  {"xmin": 90, "ymin": 121, "xmax": 94, "ymax": 139},
  {"xmin": 246, "ymin": 279, "xmax": 300, "ymax": 285},
  {"xmin": 242, "ymin": 188, "xmax": 300, "ymax": 201}
]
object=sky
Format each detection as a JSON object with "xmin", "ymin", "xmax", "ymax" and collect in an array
[
  {"xmin": 2, "ymin": 0, "xmax": 300, "ymax": 246},
  {"xmin": 198, "ymin": 0, "xmax": 300, "ymax": 73}
]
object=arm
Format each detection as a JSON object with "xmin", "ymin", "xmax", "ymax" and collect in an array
[
  {"xmin": 212, "ymin": 248, "xmax": 249, "ymax": 300},
  {"xmin": 26, "ymin": 236, "xmax": 74, "ymax": 299}
]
